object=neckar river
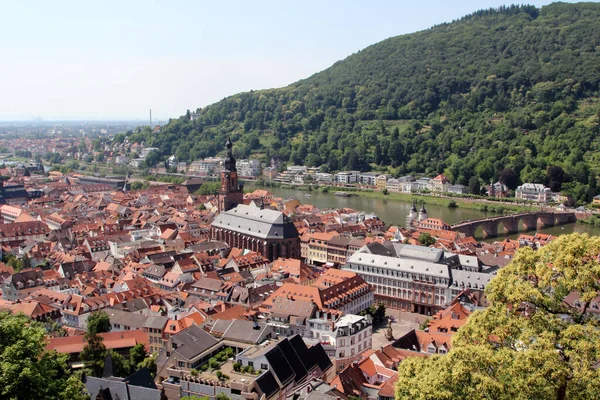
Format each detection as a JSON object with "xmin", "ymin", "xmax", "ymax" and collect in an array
[{"xmin": 257, "ymin": 186, "xmax": 600, "ymax": 240}]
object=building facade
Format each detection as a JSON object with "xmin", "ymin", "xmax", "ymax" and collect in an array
[
  {"xmin": 343, "ymin": 242, "xmax": 494, "ymax": 315},
  {"xmin": 515, "ymin": 183, "xmax": 552, "ymax": 202}
]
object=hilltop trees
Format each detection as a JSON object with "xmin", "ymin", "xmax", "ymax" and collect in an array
[
  {"xmin": 0, "ymin": 311, "xmax": 88, "ymax": 400},
  {"xmin": 125, "ymin": 3, "xmax": 600, "ymax": 205},
  {"xmin": 395, "ymin": 233, "xmax": 600, "ymax": 400}
]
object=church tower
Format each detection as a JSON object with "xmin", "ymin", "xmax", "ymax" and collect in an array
[{"xmin": 219, "ymin": 137, "xmax": 244, "ymax": 212}]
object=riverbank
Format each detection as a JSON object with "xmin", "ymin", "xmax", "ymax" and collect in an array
[{"xmin": 253, "ymin": 183, "xmax": 534, "ymax": 215}]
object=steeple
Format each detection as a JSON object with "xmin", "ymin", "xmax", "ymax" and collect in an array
[
  {"xmin": 219, "ymin": 137, "xmax": 243, "ymax": 212},
  {"xmin": 409, "ymin": 201, "xmax": 418, "ymax": 220},
  {"xmin": 224, "ymin": 137, "xmax": 236, "ymax": 172},
  {"xmin": 418, "ymin": 204, "xmax": 428, "ymax": 221}
]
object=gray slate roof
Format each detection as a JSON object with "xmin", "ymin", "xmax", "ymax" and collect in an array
[
  {"xmin": 450, "ymin": 269, "xmax": 494, "ymax": 290},
  {"xmin": 211, "ymin": 204, "xmax": 299, "ymax": 240},
  {"xmin": 222, "ymin": 319, "xmax": 272, "ymax": 344},
  {"xmin": 172, "ymin": 324, "xmax": 219, "ymax": 361},
  {"xmin": 83, "ymin": 376, "xmax": 161, "ymax": 400}
]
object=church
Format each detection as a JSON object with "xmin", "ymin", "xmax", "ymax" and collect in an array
[{"xmin": 211, "ymin": 138, "xmax": 300, "ymax": 261}]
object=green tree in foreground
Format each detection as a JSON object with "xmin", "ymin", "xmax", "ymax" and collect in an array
[
  {"xmin": 81, "ymin": 311, "xmax": 110, "ymax": 377},
  {"xmin": 396, "ymin": 233, "xmax": 600, "ymax": 400},
  {"xmin": 86, "ymin": 311, "xmax": 111, "ymax": 335},
  {"xmin": 81, "ymin": 328, "xmax": 106, "ymax": 378},
  {"xmin": 0, "ymin": 311, "xmax": 88, "ymax": 400}
]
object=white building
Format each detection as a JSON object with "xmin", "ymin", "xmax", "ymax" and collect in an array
[
  {"xmin": 344, "ymin": 242, "xmax": 494, "ymax": 315},
  {"xmin": 359, "ymin": 173, "xmax": 379, "ymax": 186},
  {"xmin": 415, "ymin": 177, "xmax": 431, "ymax": 191},
  {"xmin": 188, "ymin": 157, "xmax": 222, "ymax": 175},
  {"xmin": 238, "ymin": 159, "xmax": 262, "ymax": 177},
  {"xmin": 448, "ymin": 184, "xmax": 468, "ymax": 194},
  {"xmin": 307, "ymin": 313, "xmax": 372, "ymax": 372},
  {"xmin": 386, "ymin": 178, "xmax": 401, "ymax": 192},
  {"xmin": 315, "ymin": 172, "xmax": 333, "ymax": 184},
  {"xmin": 515, "ymin": 183, "xmax": 552, "ymax": 202},
  {"xmin": 335, "ymin": 171, "xmax": 360, "ymax": 185}
]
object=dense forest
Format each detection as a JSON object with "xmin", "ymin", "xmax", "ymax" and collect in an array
[{"xmin": 128, "ymin": 2, "xmax": 600, "ymax": 204}]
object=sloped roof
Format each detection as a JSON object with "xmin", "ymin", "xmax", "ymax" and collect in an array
[
  {"xmin": 172, "ymin": 324, "xmax": 219, "ymax": 361},
  {"xmin": 211, "ymin": 204, "xmax": 299, "ymax": 240}
]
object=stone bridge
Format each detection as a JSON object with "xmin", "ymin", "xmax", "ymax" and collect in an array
[{"xmin": 450, "ymin": 211, "xmax": 577, "ymax": 238}]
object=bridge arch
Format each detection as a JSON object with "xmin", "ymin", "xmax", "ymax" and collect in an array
[{"xmin": 450, "ymin": 211, "xmax": 576, "ymax": 239}]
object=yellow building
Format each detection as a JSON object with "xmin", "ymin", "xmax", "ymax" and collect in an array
[{"xmin": 376, "ymin": 175, "xmax": 387, "ymax": 191}]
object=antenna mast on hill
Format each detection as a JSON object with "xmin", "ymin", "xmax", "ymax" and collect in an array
[{"xmin": 149, "ymin": 109, "xmax": 152, "ymax": 127}]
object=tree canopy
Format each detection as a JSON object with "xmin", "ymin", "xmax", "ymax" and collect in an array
[
  {"xmin": 127, "ymin": 3, "xmax": 600, "ymax": 204},
  {"xmin": 0, "ymin": 311, "xmax": 88, "ymax": 400},
  {"xmin": 395, "ymin": 233, "xmax": 600, "ymax": 400},
  {"xmin": 86, "ymin": 311, "xmax": 111, "ymax": 335}
]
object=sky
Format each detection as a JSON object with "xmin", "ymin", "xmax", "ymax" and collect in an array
[{"xmin": 0, "ymin": 0, "xmax": 579, "ymax": 121}]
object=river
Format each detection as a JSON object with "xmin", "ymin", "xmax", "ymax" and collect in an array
[{"xmin": 257, "ymin": 185, "xmax": 600, "ymax": 240}]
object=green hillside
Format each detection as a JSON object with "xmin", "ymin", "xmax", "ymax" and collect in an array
[{"xmin": 129, "ymin": 2, "xmax": 600, "ymax": 203}]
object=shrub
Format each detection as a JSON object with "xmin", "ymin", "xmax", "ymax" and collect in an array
[
  {"xmin": 232, "ymin": 362, "xmax": 241, "ymax": 372},
  {"xmin": 216, "ymin": 370, "xmax": 223, "ymax": 379},
  {"xmin": 225, "ymin": 347, "xmax": 234, "ymax": 358},
  {"xmin": 191, "ymin": 369, "xmax": 199, "ymax": 377},
  {"xmin": 209, "ymin": 358, "xmax": 219, "ymax": 369},
  {"xmin": 200, "ymin": 364, "xmax": 208, "ymax": 371}
]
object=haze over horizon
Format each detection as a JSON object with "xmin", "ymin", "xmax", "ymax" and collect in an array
[{"xmin": 1, "ymin": 0, "xmax": 579, "ymax": 121}]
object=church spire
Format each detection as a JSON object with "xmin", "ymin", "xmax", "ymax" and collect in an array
[
  {"xmin": 219, "ymin": 137, "xmax": 243, "ymax": 212},
  {"xmin": 224, "ymin": 136, "xmax": 237, "ymax": 172}
]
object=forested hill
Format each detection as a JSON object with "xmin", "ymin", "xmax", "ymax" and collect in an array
[{"xmin": 129, "ymin": 2, "xmax": 600, "ymax": 203}]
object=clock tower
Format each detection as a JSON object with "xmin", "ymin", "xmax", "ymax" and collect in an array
[{"xmin": 219, "ymin": 137, "xmax": 244, "ymax": 212}]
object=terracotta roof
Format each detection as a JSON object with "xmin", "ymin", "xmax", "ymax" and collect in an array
[{"xmin": 46, "ymin": 329, "xmax": 149, "ymax": 354}]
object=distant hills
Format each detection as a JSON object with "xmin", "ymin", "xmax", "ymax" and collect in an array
[{"xmin": 129, "ymin": 2, "xmax": 600, "ymax": 204}]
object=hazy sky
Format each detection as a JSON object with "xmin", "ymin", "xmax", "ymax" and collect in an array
[{"xmin": 0, "ymin": 0, "xmax": 576, "ymax": 121}]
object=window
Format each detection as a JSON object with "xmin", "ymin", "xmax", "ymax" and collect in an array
[
  {"xmin": 248, "ymin": 361, "xmax": 253, "ymax": 367},
  {"xmin": 261, "ymin": 363, "xmax": 268, "ymax": 370}
]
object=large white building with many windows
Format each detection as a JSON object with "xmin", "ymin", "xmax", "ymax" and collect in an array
[
  {"xmin": 343, "ymin": 242, "xmax": 495, "ymax": 315},
  {"xmin": 515, "ymin": 183, "xmax": 552, "ymax": 202}
]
